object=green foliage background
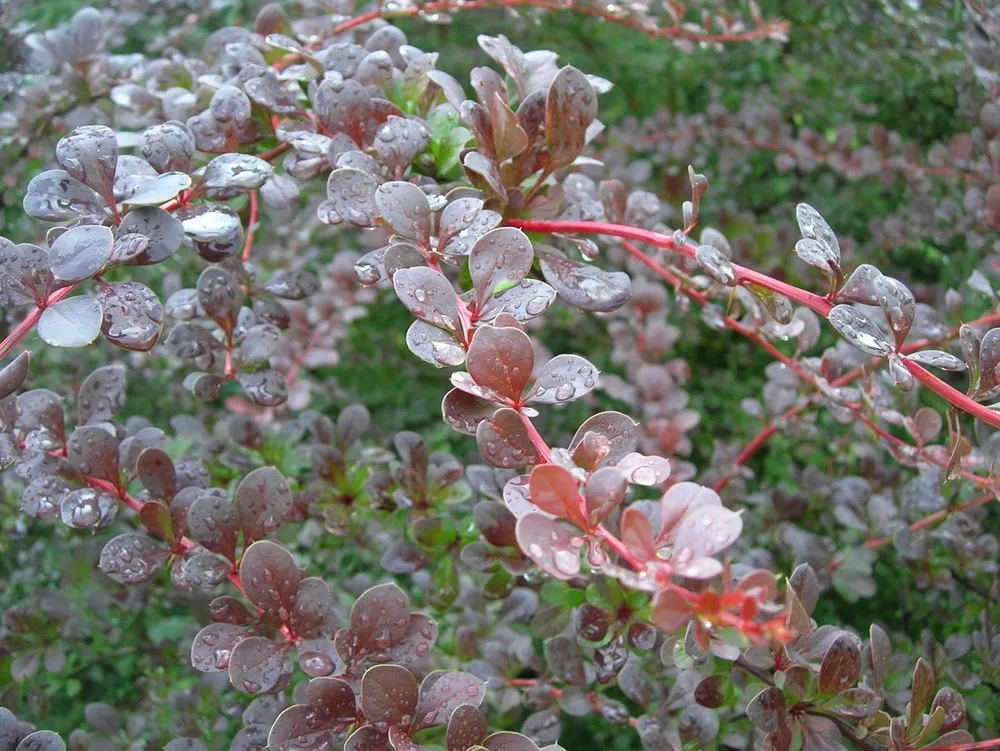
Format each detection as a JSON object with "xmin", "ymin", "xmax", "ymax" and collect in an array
[{"xmin": 2, "ymin": 0, "xmax": 998, "ymax": 746}]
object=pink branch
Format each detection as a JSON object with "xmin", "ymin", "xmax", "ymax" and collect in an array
[
  {"xmin": 510, "ymin": 219, "xmax": 1000, "ymax": 430},
  {"xmin": 241, "ymin": 190, "xmax": 259, "ymax": 263}
]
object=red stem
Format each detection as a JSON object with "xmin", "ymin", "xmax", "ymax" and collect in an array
[
  {"xmin": 862, "ymin": 491, "xmax": 996, "ymax": 551},
  {"xmin": 287, "ymin": 0, "xmax": 788, "ymax": 53},
  {"xmin": 509, "ymin": 219, "xmax": 833, "ymax": 315},
  {"xmin": 511, "ymin": 219, "xmax": 1000, "ymax": 431},
  {"xmin": 242, "ymin": 190, "xmax": 259, "ymax": 263},
  {"xmin": 929, "ymin": 738, "xmax": 1000, "ymax": 751},
  {"xmin": 718, "ymin": 311, "xmax": 1000, "ymax": 490}
]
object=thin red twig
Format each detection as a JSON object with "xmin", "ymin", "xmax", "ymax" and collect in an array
[
  {"xmin": 242, "ymin": 190, "xmax": 259, "ymax": 263},
  {"xmin": 510, "ymin": 219, "xmax": 1000, "ymax": 430}
]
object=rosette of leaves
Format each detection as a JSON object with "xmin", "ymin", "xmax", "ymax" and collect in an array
[
  {"xmin": 199, "ymin": 579, "xmax": 440, "ymax": 698},
  {"xmin": 295, "ymin": 404, "xmax": 375, "ymax": 519},
  {"xmin": 166, "ymin": 262, "xmax": 321, "ymax": 407},
  {"xmin": 440, "ymin": 324, "xmax": 601, "ymax": 451},
  {"xmin": 0, "ymin": 593, "xmax": 77, "ymax": 685}
]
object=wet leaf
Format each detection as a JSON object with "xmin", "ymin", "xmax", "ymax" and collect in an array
[
  {"xmin": 529, "ymin": 464, "xmax": 587, "ymax": 528},
  {"xmin": 235, "ymin": 467, "xmax": 292, "ymax": 545},
  {"xmin": 99, "ymin": 533, "xmax": 170, "ymax": 584},
  {"xmin": 0, "ymin": 240, "xmax": 51, "ymax": 307},
  {"xmin": 376, "ymin": 181, "xmax": 432, "ymax": 245},
  {"xmin": 447, "ymin": 705, "xmax": 488, "ymax": 751},
  {"xmin": 229, "ymin": 637, "xmax": 294, "ymax": 694},
  {"xmin": 38, "ymin": 296, "xmax": 103, "ymax": 348},
  {"xmin": 467, "ymin": 326, "xmax": 534, "ymax": 403},
  {"xmin": 24, "ymin": 170, "xmax": 106, "ymax": 222},
  {"xmin": 203, "ymin": 154, "xmax": 272, "ymax": 191},
  {"xmin": 56, "ymin": 125, "xmax": 117, "ymax": 199},
  {"xmin": 121, "ymin": 172, "xmax": 192, "ymax": 205},
  {"xmin": 349, "ymin": 582, "xmax": 412, "ymax": 652},
  {"xmin": 795, "ymin": 203, "xmax": 840, "ymax": 268},
  {"xmin": 392, "ymin": 267, "xmax": 460, "ymax": 331},
  {"xmin": 584, "ymin": 466, "xmax": 627, "ymax": 526},
  {"xmin": 97, "ymin": 281, "xmax": 163, "ymax": 352},
  {"xmin": 361, "ymin": 664, "xmax": 419, "ymax": 732},
  {"xmin": 408, "ymin": 321, "xmax": 466, "ymax": 368},
  {"xmin": 530, "ymin": 354, "xmax": 598, "ymax": 404},
  {"xmin": 442, "ymin": 388, "xmax": 495, "ymax": 435},
  {"xmin": 413, "ymin": 671, "xmax": 486, "ymax": 729},
  {"xmin": 570, "ymin": 411, "xmax": 639, "ymax": 470},
  {"xmin": 828, "ymin": 305, "xmax": 893, "ymax": 357},
  {"xmin": 469, "ymin": 228, "xmax": 533, "ymax": 306},
  {"xmin": 0, "ymin": 352, "xmax": 30, "ymax": 400},
  {"xmin": 48, "ymin": 225, "xmax": 112, "ymax": 284},
  {"xmin": 516, "ymin": 513, "xmax": 581, "ymax": 579},
  {"xmin": 118, "ymin": 207, "xmax": 183, "ymax": 265},
  {"xmin": 538, "ymin": 249, "xmax": 630, "ymax": 312},
  {"xmin": 324, "ymin": 169, "xmax": 380, "ymax": 227},
  {"xmin": 60, "ymin": 487, "xmax": 117, "ymax": 530},
  {"xmin": 187, "ymin": 493, "xmax": 239, "ymax": 561},
  {"xmin": 77, "ymin": 364, "xmax": 126, "ymax": 425},
  {"xmin": 476, "ymin": 408, "xmax": 540, "ymax": 468},
  {"xmin": 240, "ymin": 540, "xmax": 300, "ymax": 619},
  {"xmin": 67, "ymin": 424, "xmax": 119, "ymax": 483},
  {"xmin": 545, "ymin": 67, "xmax": 597, "ymax": 168}
]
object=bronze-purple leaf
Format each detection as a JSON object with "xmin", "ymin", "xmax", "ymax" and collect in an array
[
  {"xmin": 97, "ymin": 281, "xmax": 163, "ymax": 352},
  {"xmin": 190, "ymin": 623, "xmax": 249, "ymax": 673},
  {"xmin": 538, "ymin": 249, "xmax": 630, "ymax": 313},
  {"xmin": 545, "ymin": 67, "xmax": 598, "ymax": 168},
  {"xmin": 466, "ymin": 326, "xmax": 535, "ymax": 404},
  {"xmin": 746, "ymin": 686, "xmax": 787, "ymax": 732},
  {"xmin": 469, "ymin": 228, "xmax": 533, "ymax": 307},
  {"xmin": 393, "ymin": 267, "xmax": 460, "ymax": 332},
  {"xmin": 446, "ymin": 705, "xmax": 488, "ymax": 751},
  {"xmin": 239, "ymin": 540, "xmax": 300, "ymax": 619},
  {"xmin": 375, "ymin": 181, "xmax": 432, "ymax": 245},
  {"xmin": 476, "ymin": 408, "xmax": 539, "ymax": 469},
  {"xmin": 187, "ymin": 493, "xmax": 239, "ymax": 562},
  {"xmin": 361, "ymin": 664, "xmax": 419, "ymax": 732},
  {"xmin": 413, "ymin": 670, "xmax": 486, "ymax": 729},
  {"xmin": 229, "ymin": 637, "xmax": 294, "ymax": 694},
  {"xmin": 99, "ymin": 533, "xmax": 170, "ymax": 584},
  {"xmin": 235, "ymin": 466, "xmax": 292, "ymax": 545},
  {"xmin": 515, "ymin": 513, "xmax": 581, "ymax": 580},
  {"xmin": 349, "ymin": 582, "xmax": 412, "ymax": 653},
  {"xmin": 529, "ymin": 354, "xmax": 598, "ymax": 405},
  {"xmin": 528, "ymin": 464, "xmax": 587, "ymax": 528},
  {"xmin": 818, "ymin": 635, "xmax": 862, "ymax": 696}
]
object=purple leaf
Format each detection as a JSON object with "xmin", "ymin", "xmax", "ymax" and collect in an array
[
  {"xmin": 466, "ymin": 326, "xmax": 535, "ymax": 404},
  {"xmin": 529, "ymin": 354, "xmax": 598, "ymax": 404},
  {"xmin": 392, "ymin": 267, "xmax": 460, "ymax": 332},
  {"xmin": 515, "ymin": 513, "xmax": 581, "ymax": 580},
  {"xmin": 239, "ymin": 540, "xmax": 300, "ymax": 619},
  {"xmin": 469, "ymin": 228, "xmax": 533, "ymax": 306},
  {"xmin": 476, "ymin": 408, "xmax": 540, "ymax": 469},
  {"xmin": 361, "ymin": 664, "xmax": 419, "ymax": 732},
  {"xmin": 537, "ymin": 249, "xmax": 630, "ymax": 312},
  {"xmin": 229, "ymin": 637, "xmax": 294, "ymax": 694}
]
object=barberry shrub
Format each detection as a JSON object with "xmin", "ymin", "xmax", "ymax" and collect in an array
[{"xmin": 0, "ymin": 1, "xmax": 998, "ymax": 750}]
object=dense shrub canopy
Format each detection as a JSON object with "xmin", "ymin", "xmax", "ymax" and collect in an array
[{"xmin": 0, "ymin": 1, "xmax": 999, "ymax": 750}]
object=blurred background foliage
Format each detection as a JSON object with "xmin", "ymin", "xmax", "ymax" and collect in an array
[{"xmin": 2, "ymin": 0, "xmax": 998, "ymax": 746}]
